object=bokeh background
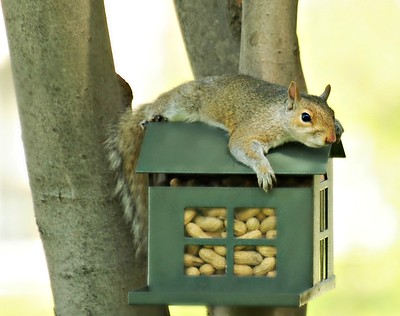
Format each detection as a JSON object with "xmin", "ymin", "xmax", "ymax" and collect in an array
[{"xmin": 1, "ymin": 0, "xmax": 399, "ymax": 315}]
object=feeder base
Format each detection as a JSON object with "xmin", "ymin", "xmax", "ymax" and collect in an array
[{"xmin": 128, "ymin": 276, "xmax": 335, "ymax": 306}]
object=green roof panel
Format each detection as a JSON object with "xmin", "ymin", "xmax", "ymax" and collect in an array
[{"xmin": 136, "ymin": 122, "xmax": 342, "ymax": 175}]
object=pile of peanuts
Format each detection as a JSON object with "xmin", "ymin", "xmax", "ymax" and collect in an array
[{"xmin": 184, "ymin": 207, "xmax": 277, "ymax": 277}]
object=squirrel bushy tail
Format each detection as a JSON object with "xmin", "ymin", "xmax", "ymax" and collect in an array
[
  {"xmin": 105, "ymin": 77, "xmax": 225, "ymax": 254},
  {"xmin": 105, "ymin": 105, "xmax": 150, "ymax": 255}
]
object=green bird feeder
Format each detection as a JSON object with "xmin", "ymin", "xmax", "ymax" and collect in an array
[{"xmin": 129, "ymin": 122, "xmax": 345, "ymax": 307}]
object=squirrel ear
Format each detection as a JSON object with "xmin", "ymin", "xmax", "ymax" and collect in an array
[
  {"xmin": 288, "ymin": 81, "xmax": 301, "ymax": 101},
  {"xmin": 320, "ymin": 84, "xmax": 331, "ymax": 101},
  {"xmin": 288, "ymin": 81, "xmax": 301, "ymax": 109}
]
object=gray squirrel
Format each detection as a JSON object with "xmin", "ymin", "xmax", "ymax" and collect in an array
[{"xmin": 106, "ymin": 74, "xmax": 344, "ymax": 253}]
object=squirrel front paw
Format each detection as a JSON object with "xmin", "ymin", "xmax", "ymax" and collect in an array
[
  {"xmin": 334, "ymin": 119, "xmax": 344, "ymax": 142},
  {"xmin": 255, "ymin": 162, "xmax": 276, "ymax": 191},
  {"xmin": 139, "ymin": 114, "xmax": 168, "ymax": 130}
]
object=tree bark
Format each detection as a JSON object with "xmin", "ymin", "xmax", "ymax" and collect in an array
[
  {"xmin": 174, "ymin": 0, "xmax": 241, "ymax": 78},
  {"xmin": 2, "ymin": 1, "xmax": 167, "ymax": 315},
  {"xmin": 239, "ymin": 0, "xmax": 307, "ymax": 92}
]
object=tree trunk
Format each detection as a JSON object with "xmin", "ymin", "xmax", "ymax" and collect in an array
[
  {"xmin": 210, "ymin": 1, "xmax": 308, "ymax": 315},
  {"xmin": 239, "ymin": 0, "xmax": 307, "ymax": 92},
  {"xmin": 2, "ymin": 1, "xmax": 167, "ymax": 315},
  {"xmin": 174, "ymin": 0, "xmax": 308, "ymax": 315},
  {"xmin": 174, "ymin": 0, "xmax": 241, "ymax": 78}
]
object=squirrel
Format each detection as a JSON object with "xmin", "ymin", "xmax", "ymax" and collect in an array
[{"xmin": 106, "ymin": 74, "xmax": 344, "ymax": 254}]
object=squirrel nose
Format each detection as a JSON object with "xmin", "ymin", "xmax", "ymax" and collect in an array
[{"xmin": 325, "ymin": 133, "xmax": 336, "ymax": 144}]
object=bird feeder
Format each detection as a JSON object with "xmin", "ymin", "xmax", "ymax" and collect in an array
[{"xmin": 129, "ymin": 122, "xmax": 345, "ymax": 306}]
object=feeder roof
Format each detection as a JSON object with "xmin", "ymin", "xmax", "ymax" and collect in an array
[{"xmin": 136, "ymin": 122, "xmax": 345, "ymax": 175}]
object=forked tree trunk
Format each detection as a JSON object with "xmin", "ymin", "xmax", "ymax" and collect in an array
[{"xmin": 3, "ymin": 0, "xmax": 309, "ymax": 314}]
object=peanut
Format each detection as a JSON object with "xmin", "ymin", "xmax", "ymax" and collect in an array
[
  {"xmin": 185, "ymin": 266, "xmax": 200, "ymax": 276},
  {"xmin": 184, "ymin": 209, "xmax": 197, "ymax": 225},
  {"xmin": 267, "ymin": 270, "xmax": 277, "ymax": 278},
  {"xmin": 194, "ymin": 216, "xmax": 224, "ymax": 232},
  {"xmin": 234, "ymin": 251, "xmax": 263, "ymax": 266},
  {"xmin": 206, "ymin": 231, "xmax": 223, "ymax": 238},
  {"xmin": 234, "ymin": 220, "xmax": 247, "ymax": 236},
  {"xmin": 202, "ymin": 208, "xmax": 227, "ymax": 217},
  {"xmin": 199, "ymin": 248, "xmax": 226, "ymax": 270},
  {"xmin": 213, "ymin": 245, "xmax": 227, "ymax": 256},
  {"xmin": 199, "ymin": 263, "xmax": 215, "ymax": 275},
  {"xmin": 256, "ymin": 212, "xmax": 267, "ymax": 222},
  {"xmin": 246, "ymin": 217, "xmax": 260, "ymax": 231},
  {"xmin": 235, "ymin": 208, "xmax": 261, "ymax": 221},
  {"xmin": 256, "ymin": 246, "xmax": 277, "ymax": 257},
  {"xmin": 185, "ymin": 244, "xmax": 200, "ymax": 255},
  {"xmin": 237, "ymin": 229, "xmax": 262, "ymax": 240},
  {"xmin": 185, "ymin": 223, "xmax": 211, "ymax": 238},
  {"xmin": 253, "ymin": 257, "xmax": 276, "ymax": 276},
  {"xmin": 266, "ymin": 230, "xmax": 277, "ymax": 239},
  {"xmin": 262, "ymin": 208, "xmax": 276, "ymax": 216},
  {"xmin": 260, "ymin": 215, "xmax": 276, "ymax": 233},
  {"xmin": 184, "ymin": 254, "xmax": 204, "ymax": 267},
  {"xmin": 234, "ymin": 264, "xmax": 253, "ymax": 276},
  {"xmin": 170, "ymin": 178, "xmax": 183, "ymax": 187}
]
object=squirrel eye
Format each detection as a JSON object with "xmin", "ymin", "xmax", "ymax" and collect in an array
[{"xmin": 301, "ymin": 112, "xmax": 311, "ymax": 122}]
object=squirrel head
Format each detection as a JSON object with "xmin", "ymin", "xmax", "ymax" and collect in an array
[{"xmin": 286, "ymin": 81, "xmax": 337, "ymax": 148}]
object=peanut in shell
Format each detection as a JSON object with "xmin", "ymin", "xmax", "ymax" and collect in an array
[
  {"xmin": 199, "ymin": 248, "xmax": 226, "ymax": 270},
  {"xmin": 253, "ymin": 257, "xmax": 276, "ymax": 276},
  {"xmin": 184, "ymin": 254, "xmax": 204, "ymax": 267},
  {"xmin": 234, "ymin": 250, "xmax": 263, "ymax": 266},
  {"xmin": 235, "ymin": 208, "xmax": 261, "ymax": 221},
  {"xmin": 185, "ymin": 223, "xmax": 211, "ymax": 238},
  {"xmin": 234, "ymin": 264, "xmax": 253, "ymax": 276},
  {"xmin": 194, "ymin": 215, "xmax": 224, "ymax": 232},
  {"xmin": 260, "ymin": 215, "xmax": 276, "ymax": 233},
  {"xmin": 185, "ymin": 266, "xmax": 200, "ymax": 276}
]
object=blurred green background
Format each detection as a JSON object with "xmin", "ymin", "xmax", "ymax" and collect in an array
[{"xmin": 1, "ymin": 0, "xmax": 399, "ymax": 315}]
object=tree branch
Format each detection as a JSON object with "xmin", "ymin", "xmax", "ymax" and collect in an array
[
  {"xmin": 239, "ymin": 0, "xmax": 307, "ymax": 92},
  {"xmin": 174, "ymin": 0, "xmax": 241, "ymax": 78}
]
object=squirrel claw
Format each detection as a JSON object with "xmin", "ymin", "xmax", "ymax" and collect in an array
[
  {"xmin": 151, "ymin": 114, "xmax": 168, "ymax": 122},
  {"xmin": 256, "ymin": 171, "xmax": 276, "ymax": 192},
  {"xmin": 139, "ymin": 120, "xmax": 148, "ymax": 130},
  {"xmin": 252, "ymin": 159, "xmax": 276, "ymax": 192}
]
